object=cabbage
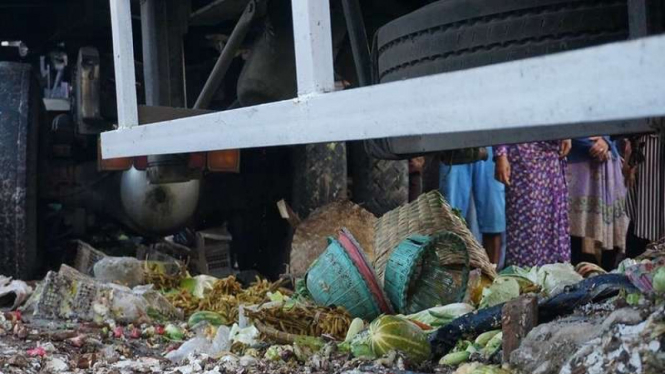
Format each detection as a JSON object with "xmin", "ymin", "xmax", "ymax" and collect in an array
[
  {"xmin": 479, "ymin": 278, "xmax": 520, "ymax": 309},
  {"xmin": 405, "ymin": 303, "xmax": 475, "ymax": 329},
  {"xmin": 502, "ymin": 263, "xmax": 582, "ymax": 296},
  {"xmin": 536, "ymin": 264, "xmax": 583, "ymax": 296}
]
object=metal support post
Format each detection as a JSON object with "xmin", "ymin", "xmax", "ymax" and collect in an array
[
  {"xmin": 629, "ymin": 0, "xmax": 664, "ymax": 38},
  {"xmin": 140, "ymin": 0, "xmax": 189, "ymax": 108},
  {"xmin": 194, "ymin": 0, "xmax": 259, "ymax": 109},
  {"xmin": 341, "ymin": 0, "xmax": 372, "ymax": 87},
  {"xmin": 109, "ymin": 0, "xmax": 138, "ymax": 128},
  {"xmin": 291, "ymin": 0, "xmax": 335, "ymax": 95}
]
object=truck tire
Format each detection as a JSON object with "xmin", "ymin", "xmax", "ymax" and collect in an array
[
  {"xmin": 349, "ymin": 143, "xmax": 408, "ymax": 216},
  {"xmin": 0, "ymin": 62, "xmax": 41, "ymax": 279},
  {"xmin": 292, "ymin": 143, "xmax": 348, "ymax": 218},
  {"xmin": 376, "ymin": 0, "xmax": 629, "ymax": 83}
]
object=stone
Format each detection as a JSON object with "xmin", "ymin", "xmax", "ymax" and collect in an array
[
  {"xmin": 45, "ymin": 357, "xmax": 69, "ymax": 372},
  {"xmin": 509, "ymin": 314, "xmax": 604, "ymax": 374}
]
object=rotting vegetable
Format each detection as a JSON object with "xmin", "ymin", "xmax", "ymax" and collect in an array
[{"xmin": 368, "ymin": 315, "xmax": 431, "ymax": 363}]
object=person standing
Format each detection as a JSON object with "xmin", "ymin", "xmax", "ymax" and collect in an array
[
  {"xmin": 439, "ymin": 147, "xmax": 505, "ymax": 264},
  {"xmin": 494, "ymin": 140, "xmax": 571, "ymax": 267},
  {"xmin": 566, "ymin": 136, "xmax": 629, "ymax": 269},
  {"xmin": 624, "ymin": 126, "xmax": 665, "ymax": 256}
]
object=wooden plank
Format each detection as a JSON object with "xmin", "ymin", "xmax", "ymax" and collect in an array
[
  {"xmin": 502, "ymin": 295, "xmax": 538, "ymax": 363},
  {"xmin": 277, "ymin": 199, "xmax": 302, "ymax": 228}
]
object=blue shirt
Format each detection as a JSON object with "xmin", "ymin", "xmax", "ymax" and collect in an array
[{"xmin": 568, "ymin": 136, "xmax": 619, "ymax": 163}]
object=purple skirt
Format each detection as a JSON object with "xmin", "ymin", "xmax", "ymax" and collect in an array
[{"xmin": 566, "ymin": 157, "xmax": 629, "ymax": 251}]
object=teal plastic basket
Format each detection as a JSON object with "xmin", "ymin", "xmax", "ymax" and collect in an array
[
  {"xmin": 384, "ymin": 232, "xmax": 469, "ymax": 314},
  {"xmin": 306, "ymin": 237, "xmax": 383, "ymax": 320}
]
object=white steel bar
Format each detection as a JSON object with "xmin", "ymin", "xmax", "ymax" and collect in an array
[
  {"xmin": 101, "ymin": 35, "xmax": 665, "ymax": 158},
  {"xmin": 109, "ymin": 0, "xmax": 139, "ymax": 128},
  {"xmin": 291, "ymin": 0, "xmax": 335, "ymax": 95}
]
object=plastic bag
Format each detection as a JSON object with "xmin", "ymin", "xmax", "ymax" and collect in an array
[
  {"xmin": 165, "ymin": 325, "xmax": 231, "ymax": 363},
  {"xmin": 180, "ymin": 275, "xmax": 218, "ymax": 298},
  {"xmin": 229, "ymin": 323, "xmax": 259, "ymax": 346}
]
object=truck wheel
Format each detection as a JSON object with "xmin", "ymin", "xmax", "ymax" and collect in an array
[
  {"xmin": 0, "ymin": 62, "xmax": 41, "ymax": 279},
  {"xmin": 292, "ymin": 143, "xmax": 347, "ymax": 218},
  {"xmin": 349, "ymin": 143, "xmax": 408, "ymax": 217},
  {"xmin": 376, "ymin": 0, "xmax": 629, "ymax": 83}
]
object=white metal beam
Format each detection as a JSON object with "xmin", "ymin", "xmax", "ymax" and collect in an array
[
  {"xmin": 291, "ymin": 0, "xmax": 335, "ymax": 95},
  {"xmin": 101, "ymin": 35, "xmax": 665, "ymax": 159},
  {"xmin": 109, "ymin": 0, "xmax": 139, "ymax": 128}
]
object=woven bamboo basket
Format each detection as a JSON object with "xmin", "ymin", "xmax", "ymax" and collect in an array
[{"xmin": 374, "ymin": 190, "xmax": 497, "ymax": 284}]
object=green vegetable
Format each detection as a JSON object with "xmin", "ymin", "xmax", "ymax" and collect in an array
[
  {"xmin": 187, "ymin": 311, "xmax": 228, "ymax": 327},
  {"xmin": 626, "ymin": 293, "xmax": 642, "ymax": 306},
  {"xmin": 481, "ymin": 332, "xmax": 502, "ymax": 357},
  {"xmin": 470, "ymin": 364, "xmax": 512, "ymax": 374},
  {"xmin": 293, "ymin": 336, "xmax": 326, "ymax": 362},
  {"xmin": 453, "ymin": 340, "xmax": 472, "ymax": 352},
  {"xmin": 474, "ymin": 330, "xmax": 501, "ymax": 348},
  {"xmin": 466, "ymin": 343, "xmax": 481, "ymax": 354},
  {"xmin": 267, "ymin": 291, "xmax": 288, "ymax": 302},
  {"xmin": 345, "ymin": 318, "xmax": 365, "ymax": 342},
  {"xmin": 439, "ymin": 351, "xmax": 470, "ymax": 366},
  {"xmin": 479, "ymin": 278, "xmax": 521, "ymax": 309},
  {"xmin": 653, "ymin": 267, "xmax": 665, "ymax": 293},
  {"xmin": 293, "ymin": 278, "xmax": 312, "ymax": 301},
  {"xmin": 264, "ymin": 345, "xmax": 294, "ymax": 362},
  {"xmin": 164, "ymin": 323, "xmax": 185, "ymax": 341},
  {"xmin": 503, "ymin": 264, "xmax": 583, "ymax": 296},
  {"xmin": 349, "ymin": 330, "xmax": 376, "ymax": 359},
  {"xmin": 407, "ymin": 303, "xmax": 475, "ymax": 328},
  {"xmin": 180, "ymin": 275, "xmax": 218, "ymax": 298},
  {"xmin": 369, "ymin": 315, "xmax": 431, "ymax": 363}
]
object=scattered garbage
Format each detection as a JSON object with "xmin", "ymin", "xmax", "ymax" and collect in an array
[
  {"xmin": 0, "ymin": 276, "xmax": 32, "ymax": 310},
  {"xmin": 180, "ymin": 275, "xmax": 219, "ymax": 298},
  {"xmin": 403, "ymin": 303, "xmax": 475, "ymax": 331},
  {"xmin": 93, "ymin": 256, "xmax": 146, "ymax": 287},
  {"xmin": 187, "ymin": 310, "xmax": 227, "ymax": 328},
  {"xmin": 1, "ymin": 198, "xmax": 664, "ymax": 374},
  {"xmin": 165, "ymin": 325, "xmax": 231, "ymax": 363},
  {"xmin": 246, "ymin": 301, "xmax": 352, "ymax": 341},
  {"xmin": 23, "ymin": 264, "xmax": 182, "ymax": 323}
]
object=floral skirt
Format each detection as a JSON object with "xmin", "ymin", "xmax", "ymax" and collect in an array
[
  {"xmin": 566, "ymin": 157, "xmax": 629, "ymax": 252},
  {"xmin": 504, "ymin": 144, "xmax": 570, "ymax": 268}
]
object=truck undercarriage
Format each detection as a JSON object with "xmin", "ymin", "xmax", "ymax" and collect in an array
[{"xmin": 0, "ymin": 0, "xmax": 663, "ymax": 281}]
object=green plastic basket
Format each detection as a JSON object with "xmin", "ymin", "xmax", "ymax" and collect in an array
[
  {"xmin": 306, "ymin": 237, "xmax": 384, "ymax": 320},
  {"xmin": 384, "ymin": 232, "xmax": 470, "ymax": 314}
]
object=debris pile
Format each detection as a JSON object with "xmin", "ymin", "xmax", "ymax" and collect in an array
[{"xmin": 1, "ymin": 192, "xmax": 664, "ymax": 373}]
